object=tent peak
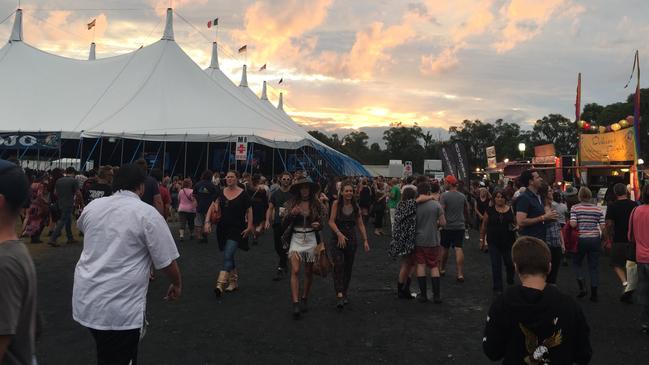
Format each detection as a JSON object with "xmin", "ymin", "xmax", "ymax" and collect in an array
[
  {"xmin": 162, "ymin": 8, "xmax": 174, "ymax": 41},
  {"xmin": 88, "ymin": 42, "xmax": 96, "ymax": 61},
  {"xmin": 278, "ymin": 92, "xmax": 284, "ymax": 110},
  {"xmin": 9, "ymin": 8, "xmax": 22, "ymax": 42},
  {"xmin": 209, "ymin": 41, "xmax": 219, "ymax": 69},
  {"xmin": 239, "ymin": 64, "xmax": 248, "ymax": 87},
  {"xmin": 261, "ymin": 81, "xmax": 268, "ymax": 100}
]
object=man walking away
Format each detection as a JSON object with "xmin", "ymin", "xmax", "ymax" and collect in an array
[
  {"xmin": 440, "ymin": 175, "xmax": 469, "ymax": 282},
  {"xmin": 0, "ymin": 159, "xmax": 38, "ymax": 365},
  {"xmin": 72, "ymin": 164, "xmax": 182, "ymax": 365},
  {"xmin": 48, "ymin": 166, "xmax": 80, "ymax": 247}
]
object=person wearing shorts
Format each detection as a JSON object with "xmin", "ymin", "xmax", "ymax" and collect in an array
[
  {"xmin": 440, "ymin": 175, "xmax": 468, "ymax": 282},
  {"xmin": 414, "ymin": 181, "xmax": 445, "ymax": 303}
]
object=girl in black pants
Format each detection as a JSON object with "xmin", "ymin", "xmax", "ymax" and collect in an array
[{"xmin": 328, "ymin": 181, "xmax": 370, "ymax": 310}]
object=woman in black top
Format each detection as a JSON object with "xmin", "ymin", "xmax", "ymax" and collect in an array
[
  {"xmin": 205, "ymin": 171, "xmax": 254, "ymax": 298},
  {"xmin": 248, "ymin": 174, "xmax": 269, "ymax": 246},
  {"xmin": 480, "ymin": 190, "xmax": 516, "ymax": 293},
  {"xmin": 328, "ymin": 181, "xmax": 370, "ymax": 310}
]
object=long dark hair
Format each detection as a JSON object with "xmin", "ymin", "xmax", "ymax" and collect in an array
[{"xmin": 337, "ymin": 181, "xmax": 360, "ymax": 218}]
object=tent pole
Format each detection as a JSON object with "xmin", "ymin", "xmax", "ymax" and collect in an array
[
  {"xmin": 183, "ymin": 140, "xmax": 187, "ymax": 178},
  {"xmin": 120, "ymin": 137, "xmax": 124, "ymax": 166},
  {"xmin": 162, "ymin": 139, "xmax": 167, "ymax": 173},
  {"xmin": 98, "ymin": 136, "xmax": 104, "ymax": 167}
]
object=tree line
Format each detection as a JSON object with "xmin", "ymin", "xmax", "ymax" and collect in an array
[{"xmin": 308, "ymin": 89, "xmax": 649, "ymax": 172}]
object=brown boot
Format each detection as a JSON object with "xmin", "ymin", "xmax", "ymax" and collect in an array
[
  {"xmin": 214, "ymin": 271, "xmax": 229, "ymax": 297},
  {"xmin": 225, "ymin": 269, "xmax": 238, "ymax": 292}
]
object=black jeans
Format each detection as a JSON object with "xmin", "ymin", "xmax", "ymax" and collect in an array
[
  {"xmin": 547, "ymin": 246, "xmax": 563, "ymax": 284},
  {"xmin": 489, "ymin": 242, "xmax": 514, "ymax": 292},
  {"xmin": 273, "ymin": 223, "xmax": 288, "ymax": 269},
  {"xmin": 89, "ymin": 328, "xmax": 140, "ymax": 365}
]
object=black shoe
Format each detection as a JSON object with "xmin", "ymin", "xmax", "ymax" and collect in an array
[
  {"xmin": 272, "ymin": 268, "xmax": 285, "ymax": 281},
  {"xmin": 300, "ymin": 297, "xmax": 308, "ymax": 313},
  {"xmin": 620, "ymin": 290, "xmax": 634, "ymax": 304},
  {"xmin": 416, "ymin": 294, "xmax": 428, "ymax": 303},
  {"xmin": 292, "ymin": 303, "xmax": 301, "ymax": 319}
]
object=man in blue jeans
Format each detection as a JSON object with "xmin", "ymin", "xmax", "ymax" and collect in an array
[{"xmin": 48, "ymin": 166, "xmax": 80, "ymax": 247}]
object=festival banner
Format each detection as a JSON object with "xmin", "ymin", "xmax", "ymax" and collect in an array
[
  {"xmin": 0, "ymin": 132, "xmax": 61, "ymax": 149},
  {"xmin": 441, "ymin": 142, "xmax": 469, "ymax": 182},
  {"xmin": 579, "ymin": 128, "xmax": 636, "ymax": 162}
]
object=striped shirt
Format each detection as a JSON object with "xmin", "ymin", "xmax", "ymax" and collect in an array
[{"xmin": 570, "ymin": 203, "xmax": 604, "ymax": 238}]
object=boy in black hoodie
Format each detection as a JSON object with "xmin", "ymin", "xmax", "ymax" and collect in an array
[{"xmin": 483, "ymin": 236, "xmax": 592, "ymax": 365}]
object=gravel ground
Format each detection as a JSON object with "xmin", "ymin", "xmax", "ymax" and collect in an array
[{"xmin": 28, "ymin": 227, "xmax": 649, "ymax": 364}]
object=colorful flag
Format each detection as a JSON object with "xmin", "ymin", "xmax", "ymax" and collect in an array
[
  {"xmin": 278, "ymin": 78, "xmax": 283, "ymax": 84},
  {"xmin": 87, "ymin": 19, "xmax": 96, "ymax": 30},
  {"xmin": 207, "ymin": 18, "xmax": 218, "ymax": 28},
  {"xmin": 575, "ymin": 72, "xmax": 581, "ymax": 123},
  {"xmin": 259, "ymin": 64, "xmax": 266, "ymax": 71},
  {"xmin": 238, "ymin": 45, "xmax": 247, "ymax": 53}
]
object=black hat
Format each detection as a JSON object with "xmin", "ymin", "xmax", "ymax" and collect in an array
[{"xmin": 289, "ymin": 176, "xmax": 320, "ymax": 196}]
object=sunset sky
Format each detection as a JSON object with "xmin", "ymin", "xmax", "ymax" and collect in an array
[{"xmin": 1, "ymin": 0, "xmax": 648, "ymax": 144}]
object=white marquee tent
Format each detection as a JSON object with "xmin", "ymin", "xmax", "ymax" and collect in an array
[{"xmin": 0, "ymin": 8, "xmax": 368, "ymax": 175}]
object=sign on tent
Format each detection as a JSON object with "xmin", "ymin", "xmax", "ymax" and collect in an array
[{"xmin": 235, "ymin": 136, "xmax": 248, "ymax": 161}]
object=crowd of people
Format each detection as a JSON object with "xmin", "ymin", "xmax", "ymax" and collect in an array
[{"xmin": 2, "ymin": 157, "xmax": 649, "ymax": 364}]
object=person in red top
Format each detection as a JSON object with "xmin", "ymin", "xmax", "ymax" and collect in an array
[
  {"xmin": 628, "ymin": 184, "xmax": 649, "ymax": 335},
  {"xmin": 151, "ymin": 169, "xmax": 171, "ymax": 220}
]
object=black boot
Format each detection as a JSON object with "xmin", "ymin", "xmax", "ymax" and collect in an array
[
  {"xmin": 416, "ymin": 276, "xmax": 428, "ymax": 303},
  {"xmin": 432, "ymin": 277, "xmax": 442, "ymax": 304},
  {"xmin": 590, "ymin": 286, "xmax": 598, "ymax": 302},
  {"xmin": 577, "ymin": 279, "xmax": 587, "ymax": 298}
]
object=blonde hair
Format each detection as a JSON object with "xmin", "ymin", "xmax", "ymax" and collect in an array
[{"xmin": 578, "ymin": 186, "xmax": 592, "ymax": 202}]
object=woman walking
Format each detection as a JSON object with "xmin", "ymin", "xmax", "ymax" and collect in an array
[
  {"xmin": 480, "ymin": 190, "xmax": 516, "ymax": 294},
  {"xmin": 282, "ymin": 177, "xmax": 325, "ymax": 319},
  {"xmin": 570, "ymin": 187, "xmax": 605, "ymax": 302},
  {"xmin": 328, "ymin": 181, "xmax": 370, "ymax": 310},
  {"xmin": 388, "ymin": 186, "xmax": 417, "ymax": 299},
  {"xmin": 373, "ymin": 179, "xmax": 387, "ymax": 236},
  {"xmin": 540, "ymin": 185, "xmax": 565, "ymax": 284},
  {"xmin": 205, "ymin": 171, "xmax": 254, "ymax": 297},
  {"xmin": 177, "ymin": 178, "xmax": 196, "ymax": 241}
]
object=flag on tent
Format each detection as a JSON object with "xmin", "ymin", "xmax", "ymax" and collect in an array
[
  {"xmin": 87, "ymin": 19, "xmax": 96, "ymax": 30},
  {"xmin": 278, "ymin": 78, "xmax": 283, "ymax": 84},
  {"xmin": 238, "ymin": 45, "xmax": 247, "ymax": 53},
  {"xmin": 207, "ymin": 18, "xmax": 218, "ymax": 28},
  {"xmin": 259, "ymin": 64, "xmax": 266, "ymax": 71}
]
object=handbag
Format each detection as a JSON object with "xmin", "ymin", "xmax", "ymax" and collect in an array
[
  {"xmin": 627, "ymin": 207, "xmax": 637, "ymax": 262},
  {"xmin": 208, "ymin": 200, "xmax": 221, "ymax": 224},
  {"xmin": 312, "ymin": 242, "xmax": 332, "ymax": 277}
]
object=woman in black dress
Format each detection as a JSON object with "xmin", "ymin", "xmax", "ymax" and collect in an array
[
  {"xmin": 328, "ymin": 181, "xmax": 370, "ymax": 310},
  {"xmin": 205, "ymin": 170, "xmax": 254, "ymax": 297},
  {"xmin": 479, "ymin": 190, "xmax": 516, "ymax": 294}
]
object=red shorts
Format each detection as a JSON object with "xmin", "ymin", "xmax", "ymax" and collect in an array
[{"xmin": 414, "ymin": 246, "xmax": 442, "ymax": 268}]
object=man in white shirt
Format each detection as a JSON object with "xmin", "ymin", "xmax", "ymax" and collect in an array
[{"xmin": 73, "ymin": 164, "xmax": 182, "ymax": 365}]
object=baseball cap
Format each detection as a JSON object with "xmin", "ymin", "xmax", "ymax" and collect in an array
[{"xmin": 445, "ymin": 175, "xmax": 458, "ymax": 186}]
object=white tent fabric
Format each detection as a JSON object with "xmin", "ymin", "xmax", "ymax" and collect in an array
[{"xmin": 0, "ymin": 9, "xmax": 319, "ymax": 148}]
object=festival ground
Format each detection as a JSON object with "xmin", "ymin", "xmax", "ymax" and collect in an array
[{"xmin": 29, "ymin": 228, "xmax": 648, "ymax": 364}]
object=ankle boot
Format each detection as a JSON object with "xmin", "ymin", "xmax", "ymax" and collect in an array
[
  {"xmin": 577, "ymin": 279, "xmax": 587, "ymax": 298},
  {"xmin": 225, "ymin": 269, "xmax": 238, "ymax": 292},
  {"xmin": 214, "ymin": 271, "xmax": 229, "ymax": 297},
  {"xmin": 416, "ymin": 277, "xmax": 428, "ymax": 303},
  {"xmin": 590, "ymin": 286, "xmax": 598, "ymax": 302},
  {"xmin": 432, "ymin": 277, "xmax": 442, "ymax": 304}
]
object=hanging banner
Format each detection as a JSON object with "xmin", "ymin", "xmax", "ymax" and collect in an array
[
  {"xmin": 486, "ymin": 145, "xmax": 496, "ymax": 169},
  {"xmin": 441, "ymin": 142, "xmax": 469, "ymax": 182},
  {"xmin": 235, "ymin": 136, "xmax": 248, "ymax": 161},
  {"xmin": 0, "ymin": 132, "xmax": 61, "ymax": 149},
  {"xmin": 579, "ymin": 128, "xmax": 636, "ymax": 162}
]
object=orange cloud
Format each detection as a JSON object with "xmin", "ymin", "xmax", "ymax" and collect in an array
[{"xmin": 493, "ymin": 0, "xmax": 584, "ymax": 53}]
